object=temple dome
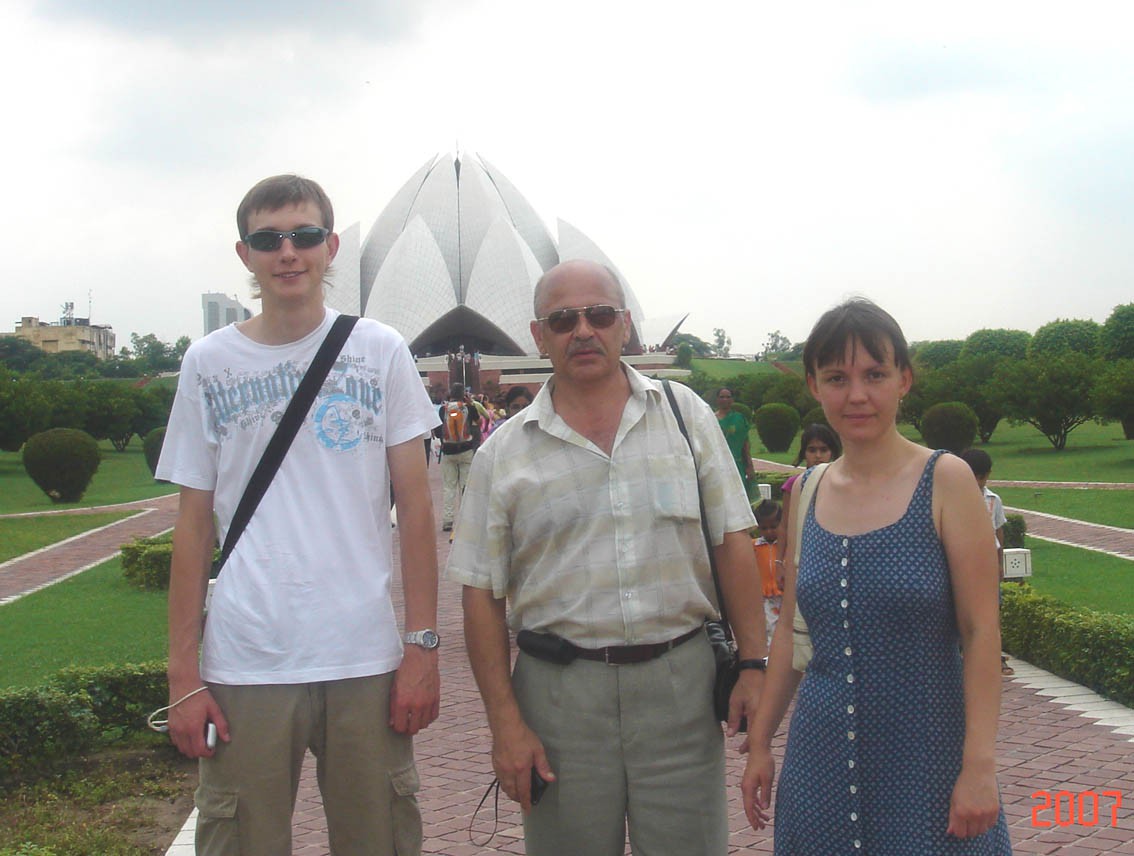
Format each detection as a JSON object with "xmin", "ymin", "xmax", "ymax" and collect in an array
[{"xmin": 339, "ymin": 152, "xmax": 654, "ymax": 356}]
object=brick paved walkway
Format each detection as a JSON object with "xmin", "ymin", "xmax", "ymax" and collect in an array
[
  {"xmin": 4, "ymin": 467, "xmax": 1131, "ymax": 853},
  {"xmin": 0, "ymin": 493, "xmax": 179, "ymax": 604}
]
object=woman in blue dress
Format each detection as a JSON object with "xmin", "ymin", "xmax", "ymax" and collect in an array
[{"xmin": 742, "ymin": 299, "xmax": 1012, "ymax": 854}]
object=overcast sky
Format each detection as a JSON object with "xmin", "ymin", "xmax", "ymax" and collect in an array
[{"xmin": 3, "ymin": 0, "xmax": 1132, "ymax": 355}]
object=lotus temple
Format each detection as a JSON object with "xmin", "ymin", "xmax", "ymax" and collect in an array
[{"xmin": 323, "ymin": 152, "xmax": 687, "ymax": 398}]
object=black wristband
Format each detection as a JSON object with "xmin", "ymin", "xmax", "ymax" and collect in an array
[{"xmin": 738, "ymin": 657, "xmax": 769, "ymax": 671}]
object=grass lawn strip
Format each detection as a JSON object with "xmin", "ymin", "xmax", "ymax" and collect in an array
[
  {"xmin": 0, "ymin": 442, "xmax": 175, "ymax": 515},
  {"xmin": 995, "ymin": 487, "xmax": 1132, "ymax": 530},
  {"xmin": 749, "ymin": 422, "xmax": 1133, "ymax": 482},
  {"xmin": 0, "ymin": 558, "xmax": 167, "ymax": 690},
  {"xmin": 0, "ymin": 511, "xmax": 139, "ymax": 565},
  {"xmin": 1022, "ymin": 538, "xmax": 1134, "ymax": 616}
]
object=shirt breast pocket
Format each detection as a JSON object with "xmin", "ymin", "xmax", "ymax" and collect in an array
[{"xmin": 648, "ymin": 454, "xmax": 700, "ymax": 522}]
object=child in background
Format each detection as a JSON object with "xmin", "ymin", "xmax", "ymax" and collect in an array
[
  {"xmin": 959, "ymin": 448, "xmax": 1013, "ymax": 676},
  {"xmin": 752, "ymin": 500, "xmax": 783, "ymax": 651}
]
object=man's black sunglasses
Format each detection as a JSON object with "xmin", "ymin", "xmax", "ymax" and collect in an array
[
  {"xmin": 536, "ymin": 304, "xmax": 626, "ymax": 334},
  {"xmin": 242, "ymin": 226, "xmax": 329, "ymax": 252}
]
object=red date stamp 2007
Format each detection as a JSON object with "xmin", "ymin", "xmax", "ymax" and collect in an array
[{"xmin": 1031, "ymin": 790, "xmax": 1123, "ymax": 827}]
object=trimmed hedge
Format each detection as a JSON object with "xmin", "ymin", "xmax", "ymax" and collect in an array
[
  {"xmin": 801, "ymin": 407, "xmax": 828, "ymax": 431},
  {"xmin": 21, "ymin": 428, "xmax": 101, "ymax": 503},
  {"xmin": 921, "ymin": 401, "xmax": 978, "ymax": 453},
  {"xmin": 120, "ymin": 533, "xmax": 175, "ymax": 591},
  {"xmin": 1001, "ymin": 585, "xmax": 1134, "ymax": 708},
  {"xmin": 1003, "ymin": 514, "xmax": 1027, "ymax": 549},
  {"xmin": 754, "ymin": 403, "xmax": 800, "ymax": 453},
  {"xmin": 751, "ymin": 470, "xmax": 794, "ymax": 500},
  {"xmin": 0, "ymin": 661, "xmax": 167, "ymax": 787},
  {"xmin": 142, "ymin": 426, "xmax": 166, "ymax": 476}
]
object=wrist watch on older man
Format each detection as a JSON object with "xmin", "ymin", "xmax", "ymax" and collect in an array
[
  {"xmin": 738, "ymin": 657, "xmax": 769, "ymax": 671},
  {"xmin": 402, "ymin": 629, "xmax": 441, "ymax": 650}
]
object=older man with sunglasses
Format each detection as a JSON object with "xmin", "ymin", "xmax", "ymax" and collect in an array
[
  {"xmin": 448, "ymin": 259, "xmax": 766, "ymax": 855},
  {"xmin": 157, "ymin": 175, "xmax": 441, "ymax": 856}
]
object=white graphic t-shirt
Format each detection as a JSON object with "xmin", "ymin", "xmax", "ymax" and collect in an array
[{"xmin": 157, "ymin": 310, "xmax": 439, "ymax": 685}]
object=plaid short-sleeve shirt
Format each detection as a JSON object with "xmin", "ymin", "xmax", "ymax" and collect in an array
[{"xmin": 446, "ymin": 364, "xmax": 756, "ymax": 647}]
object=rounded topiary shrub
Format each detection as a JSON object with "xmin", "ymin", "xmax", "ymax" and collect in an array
[
  {"xmin": 754, "ymin": 403, "xmax": 801, "ymax": 453},
  {"xmin": 801, "ymin": 406, "xmax": 828, "ymax": 430},
  {"xmin": 22, "ymin": 428, "xmax": 101, "ymax": 503},
  {"xmin": 143, "ymin": 426, "xmax": 166, "ymax": 476},
  {"xmin": 1003, "ymin": 514, "xmax": 1027, "ymax": 549},
  {"xmin": 920, "ymin": 402, "xmax": 978, "ymax": 454}
]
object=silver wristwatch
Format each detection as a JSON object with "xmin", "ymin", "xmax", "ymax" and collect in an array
[{"xmin": 402, "ymin": 629, "xmax": 441, "ymax": 650}]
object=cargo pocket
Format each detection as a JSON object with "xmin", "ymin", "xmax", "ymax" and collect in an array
[
  {"xmin": 194, "ymin": 785, "xmax": 239, "ymax": 854},
  {"xmin": 389, "ymin": 761, "xmax": 423, "ymax": 855}
]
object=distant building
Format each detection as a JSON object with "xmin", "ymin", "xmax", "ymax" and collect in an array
[
  {"xmin": 202, "ymin": 292, "xmax": 252, "ymax": 335},
  {"xmin": 9, "ymin": 312, "xmax": 116, "ymax": 360}
]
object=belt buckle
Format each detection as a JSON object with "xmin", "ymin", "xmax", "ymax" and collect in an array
[{"xmin": 604, "ymin": 647, "xmax": 616, "ymax": 666}]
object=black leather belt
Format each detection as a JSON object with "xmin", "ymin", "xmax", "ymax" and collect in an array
[{"xmin": 573, "ymin": 627, "xmax": 702, "ymax": 665}]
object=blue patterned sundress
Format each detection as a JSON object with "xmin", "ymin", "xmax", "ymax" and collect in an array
[{"xmin": 774, "ymin": 450, "xmax": 1012, "ymax": 854}]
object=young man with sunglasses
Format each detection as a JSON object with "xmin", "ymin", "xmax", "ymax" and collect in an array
[
  {"xmin": 157, "ymin": 175, "xmax": 441, "ymax": 856},
  {"xmin": 448, "ymin": 259, "xmax": 767, "ymax": 855}
]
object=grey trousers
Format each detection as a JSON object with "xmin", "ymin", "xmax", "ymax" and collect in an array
[
  {"xmin": 513, "ymin": 632, "xmax": 728, "ymax": 856},
  {"xmin": 195, "ymin": 674, "xmax": 421, "ymax": 856}
]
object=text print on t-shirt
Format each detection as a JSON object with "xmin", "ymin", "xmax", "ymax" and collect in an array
[{"xmin": 199, "ymin": 356, "xmax": 385, "ymax": 451}]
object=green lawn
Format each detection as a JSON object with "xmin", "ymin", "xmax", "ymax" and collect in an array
[
  {"xmin": 1021, "ymin": 537, "xmax": 1134, "ymax": 617},
  {"xmin": 0, "ymin": 512, "xmax": 136, "ymax": 563},
  {"xmin": 995, "ymin": 487, "xmax": 1132, "ymax": 530},
  {"xmin": 0, "ymin": 558, "xmax": 168, "ymax": 689},
  {"xmin": 0, "ymin": 441, "xmax": 175, "ymax": 514},
  {"xmin": 690, "ymin": 357, "xmax": 790, "ymax": 379},
  {"xmin": 750, "ymin": 420, "xmax": 1134, "ymax": 483}
]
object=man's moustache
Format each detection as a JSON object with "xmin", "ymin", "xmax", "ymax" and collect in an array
[{"xmin": 566, "ymin": 339, "xmax": 603, "ymax": 357}]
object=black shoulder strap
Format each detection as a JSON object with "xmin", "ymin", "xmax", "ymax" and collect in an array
[
  {"xmin": 661, "ymin": 380, "xmax": 733, "ymax": 636},
  {"xmin": 213, "ymin": 314, "xmax": 359, "ymax": 577}
]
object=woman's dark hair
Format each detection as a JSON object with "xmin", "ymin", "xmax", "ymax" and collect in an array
[
  {"xmin": 802, "ymin": 298, "xmax": 912, "ymax": 379},
  {"xmin": 794, "ymin": 423, "xmax": 842, "ymax": 466}
]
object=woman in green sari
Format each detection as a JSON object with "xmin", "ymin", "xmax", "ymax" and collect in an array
[{"xmin": 715, "ymin": 387, "xmax": 756, "ymax": 498}]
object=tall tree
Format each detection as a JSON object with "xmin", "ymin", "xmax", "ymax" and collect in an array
[
  {"xmin": 1028, "ymin": 319, "xmax": 1101, "ymax": 359},
  {"xmin": 960, "ymin": 328, "xmax": 1030, "ymax": 361},
  {"xmin": 1092, "ymin": 359, "xmax": 1134, "ymax": 440},
  {"xmin": 1100, "ymin": 303, "xmax": 1134, "ymax": 361},
  {"xmin": 912, "ymin": 340, "xmax": 964, "ymax": 370},
  {"xmin": 991, "ymin": 354, "xmax": 1098, "ymax": 450},
  {"xmin": 712, "ymin": 328, "xmax": 732, "ymax": 358},
  {"xmin": 761, "ymin": 330, "xmax": 793, "ymax": 360}
]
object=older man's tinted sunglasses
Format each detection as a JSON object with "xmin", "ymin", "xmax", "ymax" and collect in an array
[
  {"xmin": 242, "ymin": 226, "xmax": 329, "ymax": 252},
  {"xmin": 537, "ymin": 304, "xmax": 625, "ymax": 334}
]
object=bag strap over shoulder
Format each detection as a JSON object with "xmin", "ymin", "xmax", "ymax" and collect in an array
[
  {"xmin": 214, "ymin": 313, "xmax": 359, "ymax": 576},
  {"xmin": 791, "ymin": 462, "xmax": 830, "ymax": 569},
  {"xmin": 661, "ymin": 380, "xmax": 732, "ymax": 634}
]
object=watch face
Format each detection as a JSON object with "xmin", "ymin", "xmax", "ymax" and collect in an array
[{"xmin": 421, "ymin": 630, "xmax": 440, "ymax": 649}]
